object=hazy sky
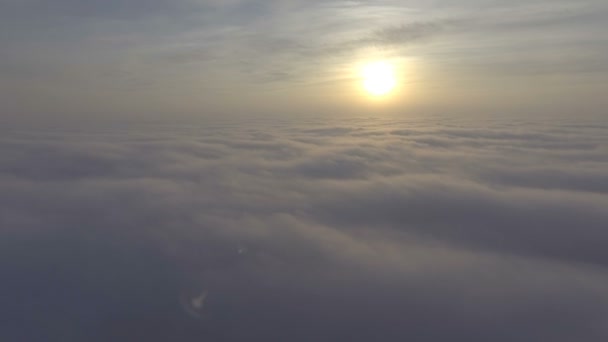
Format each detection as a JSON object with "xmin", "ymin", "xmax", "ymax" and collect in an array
[{"xmin": 2, "ymin": 0, "xmax": 607, "ymax": 120}]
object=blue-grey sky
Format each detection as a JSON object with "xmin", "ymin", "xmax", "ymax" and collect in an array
[{"xmin": 2, "ymin": 0, "xmax": 607, "ymax": 120}]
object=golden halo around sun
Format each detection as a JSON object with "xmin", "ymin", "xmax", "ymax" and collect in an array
[{"xmin": 361, "ymin": 61, "xmax": 397, "ymax": 96}]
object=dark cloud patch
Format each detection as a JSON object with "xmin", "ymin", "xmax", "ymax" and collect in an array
[
  {"xmin": 369, "ymin": 20, "xmax": 454, "ymax": 46},
  {"xmin": 1, "ymin": 117, "xmax": 608, "ymax": 341},
  {"xmin": 476, "ymin": 166, "xmax": 608, "ymax": 194},
  {"xmin": 3, "ymin": 0, "xmax": 200, "ymax": 20},
  {"xmin": 312, "ymin": 177, "xmax": 608, "ymax": 267},
  {"xmin": 288, "ymin": 155, "xmax": 370, "ymax": 180},
  {"xmin": 0, "ymin": 230, "xmax": 189, "ymax": 341}
]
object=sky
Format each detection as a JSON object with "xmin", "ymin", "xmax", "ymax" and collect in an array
[
  {"xmin": 2, "ymin": 1, "xmax": 608, "ymax": 341},
  {"xmin": 2, "ymin": 0, "xmax": 608, "ymax": 121}
]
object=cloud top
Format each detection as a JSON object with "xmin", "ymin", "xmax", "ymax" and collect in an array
[{"xmin": 1, "ymin": 116, "xmax": 607, "ymax": 340}]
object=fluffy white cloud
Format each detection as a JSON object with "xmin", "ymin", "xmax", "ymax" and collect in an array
[{"xmin": 1, "ymin": 116, "xmax": 607, "ymax": 340}]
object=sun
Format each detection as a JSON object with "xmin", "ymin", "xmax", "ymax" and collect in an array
[{"xmin": 361, "ymin": 61, "xmax": 397, "ymax": 96}]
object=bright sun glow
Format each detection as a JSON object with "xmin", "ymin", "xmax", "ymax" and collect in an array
[{"xmin": 361, "ymin": 61, "xmax": 397, "ymax": 96}]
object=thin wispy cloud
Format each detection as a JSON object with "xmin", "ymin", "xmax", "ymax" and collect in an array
[{"xmin": 2, "ymin": 0, "xmax": 606, "ymax": 118}]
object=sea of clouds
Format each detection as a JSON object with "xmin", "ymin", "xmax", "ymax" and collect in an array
[{"xmin": 1, "ymin": 116, "xmax": 608, "ymax": 341}]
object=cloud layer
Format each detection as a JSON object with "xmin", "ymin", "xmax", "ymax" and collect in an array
[{"xmin": 1, "ymin": 116, "xmax": 608, "ymax": 341}]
